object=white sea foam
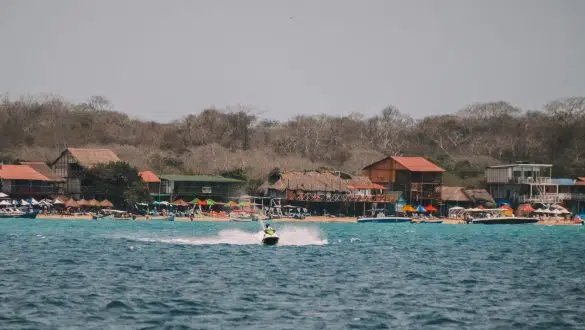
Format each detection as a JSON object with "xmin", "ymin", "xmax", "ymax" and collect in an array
[{"xmin": 132, "ymin": 225, "xmax": 327, "ymax": 246}]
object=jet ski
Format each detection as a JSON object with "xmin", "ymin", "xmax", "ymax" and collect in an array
[{"xmin": 262, "ymin": 232, "xmax": 279, "ymax": 245}]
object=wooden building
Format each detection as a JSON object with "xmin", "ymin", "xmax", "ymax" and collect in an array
[
  {"xmin": 0, "ymin": 164, "xmax": 63, "ymax": 198},
  {"xmin": 485, "ymin": 162, "xmax": 560, "ymax": 206},
  {"xmin": 139, "ymin": 170, "xmax": 161, "ymax": 195},
  {"xmin": 258, "ymin": 169, "xmax": 399, "ymax": 216},
  {"xmin": 50, "ymin": 148, "xmax": 121, "ymax": 197},
  {"xmin": 159, "ymin": 174, "xmax": 245, "ymax": 201},
  {"xmin": 362, "ymin": 156, "xmax": 445, "ymax": 206}
]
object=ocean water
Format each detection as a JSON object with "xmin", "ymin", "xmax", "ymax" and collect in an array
[{"xmin": 1, "ymin": 219, "xmax": 585, "ymax": 330}]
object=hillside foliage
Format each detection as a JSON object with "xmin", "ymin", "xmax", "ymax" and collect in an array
[{"xmin": 2, "ymin": 94, "xmax": 585, "ymax": 189}]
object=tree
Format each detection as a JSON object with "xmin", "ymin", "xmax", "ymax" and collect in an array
[{"xmin": 84, "ymin": 161, "xmax": 150, "ymax": 208}]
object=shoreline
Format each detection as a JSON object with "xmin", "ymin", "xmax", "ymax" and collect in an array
[{"xmin": 31, "ymin": 215, "xmax": 584, "ymax": 226}]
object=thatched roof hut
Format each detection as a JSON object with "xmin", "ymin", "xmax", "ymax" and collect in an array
[
  {"xmin": 464, "ymin": 189, "xmax": 495, "ymax": 204},
  {"xmin": 87, "ymin": 198, "xmax": 100, "ymax": 207},
  {"xmin": 77, "ymin": 199, "xmax": 89, "ymax": 206},
  {"xmin": 259, "ymin": 169, "xmax": 384, "ymax": 194},
  {"xmin": 65, "ymin": 199, "xmax": 79, "ymax": 208},
  {"xmin": 99, "ymin": 199, "xmax": 114, "ymax": 208},
  {"xmin": 440, "ymin": 186, "xmax": 470, "ymax": 202},
  {"xmin": 52, "ymin": 148, "xmax": 120, "ymax": 169}
]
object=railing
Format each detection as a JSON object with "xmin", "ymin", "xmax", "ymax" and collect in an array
[
  {"xmin": 10, "ymin": 186, "xmax": 57, "ymax": 194},
  {"xmin": 518, "ymin": 193, "xmax": 567, "ymax": 203},
  {"xmin": 516, "ymin": 177, "xmax": 552, "ymax": 184},
  {"xmin": 286, "ymin": 191, "xmax": 399, "ymax": 203}
]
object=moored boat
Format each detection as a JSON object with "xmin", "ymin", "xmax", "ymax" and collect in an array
[
  {"xmin": 471, "ymin": 217, "xmax": 538, "ymax": 224},
  {"xmin": 357, "ymin": 217, "xmax": 411, "ymax": 223}
]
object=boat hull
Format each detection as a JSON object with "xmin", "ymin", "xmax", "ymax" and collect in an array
[
  {"xmin": 0, "ymin": 213, "xmax": 37, "ymax": 219},
  {"xmin": 231, "ymin": 218, "xmax": 253, "ymax": 222},
  {"xmin": 262, "ymin": 236, "xmax": 279, "ymax": 245},
  {"xmin": 357, "ymin": 217, "xmax": 411, "ymax": 223},
  {"xmin": 472, "ymin": 217, "xmax": 538, "ymax": 224}
]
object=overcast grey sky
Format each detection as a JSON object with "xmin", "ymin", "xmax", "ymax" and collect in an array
[{"xmin": 1, "ymin": 0, "xmax": 583, "ymax": 122}]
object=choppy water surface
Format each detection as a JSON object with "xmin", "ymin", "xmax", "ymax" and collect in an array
[{"xmin": 1, "ymin": 219, "xmax": 584, "ymax": 329}]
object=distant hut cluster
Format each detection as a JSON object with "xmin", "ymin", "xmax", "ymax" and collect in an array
[{"xmin": 2, "ymin": 147, "xmax": 585, "ymax": 218}]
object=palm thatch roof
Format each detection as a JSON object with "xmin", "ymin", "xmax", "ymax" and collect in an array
[
  {"xmin": 259, "ymin": 169, "xmax": 380, "ymax": 193},
  {"xmin": 99, "ymin": 199, "xmax": 114, "ymax": 208},
  {"xmin": 77, "ymin": 199, "xmax": 89, "ymax": 206},
  {"xmin": 440, "ymin": 186, "xmax": 470, "ymax": 202},
  {"xmin": 87, "ymin": 198, "xmax": 100, "ymax": 207},
  {"xmin": 57, "ymin": 148, "xmax": 120, "ymax": 168},
  {"xmin": 65, "ymin": 199, "xmax": 79, "ymax": 208},
  {"xmin": 464, "ymin": 189, "xmax": 495, "ymax": 204}
]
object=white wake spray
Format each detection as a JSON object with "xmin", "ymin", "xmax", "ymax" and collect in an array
[{"xmin": 132, "ymin": 225, "xmax": 327, "ymax": 246}]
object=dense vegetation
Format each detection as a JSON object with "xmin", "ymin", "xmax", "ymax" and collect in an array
[
  {"xmin": 1, "ymin": 94, "xmax": 584, "ymax": 190},
  {"xmin": 83, "ymin": 161, "xmax": 150, "ymax": 208}
]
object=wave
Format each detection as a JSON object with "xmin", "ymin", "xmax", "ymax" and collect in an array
[{"xmin": 131, "ymin": 226, "xmax": 327, "ymax": 246}]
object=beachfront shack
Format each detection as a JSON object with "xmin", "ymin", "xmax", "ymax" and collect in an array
[
  {"xmin": 158, "ymin": 174, "xmax": 245, "ymax": 202},
  {"xmin": 439, "ymin": 187, "xmax": 494, "ymax": 216},
  {"xmin": 257, "ymin": 169, "xmax": 399, "ymax": 216},
  {"xmin": 50, "ymin": 148, "xmax": 121, "ymax": 198},
  {"xmin": 485, "ymin": 162, "xmax": 561, "ymax": 206},
  {"xmin": 0, "ymin": 164, "xmax": 63, "ymax": 198},
  {"xmin": 362, "ymin": 156, "xmax": 445, "ymax": 206},
  {"xmin": 139, "ymin": 170, "xmax": 161, "ymax": 195}
]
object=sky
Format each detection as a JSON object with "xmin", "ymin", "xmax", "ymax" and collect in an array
[{"xmin": 1, "ymin": 0, "xmax": 584, "ymax": 122}]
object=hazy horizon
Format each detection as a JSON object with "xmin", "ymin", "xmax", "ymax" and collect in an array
[{"xmin": 1, "ymin": 0, "xmax": 584, "ymax": 122}]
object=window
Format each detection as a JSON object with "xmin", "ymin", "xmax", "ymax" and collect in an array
[{"xmin": 202, "ymin": 186, "xmax": 212, "ymax": 194}]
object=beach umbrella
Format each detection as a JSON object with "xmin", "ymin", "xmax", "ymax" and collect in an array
[
  {"xmin": 190, "ymin": 198, "xmax": 200, "ymax": 204},
  {"xmin": 77, "ymin": 199, "xmax": 89, "ymax": 207},
  {"xmin": 227, "ymin": 201, "xmax": 238, "ymax": 208},
  {"xmin": 53, "ymin": 198, "xmax": 64, "ymax": 205},
  {"xmin": 20, "ymin": 199, "xmax": 30, "ymax": 206},
  {"xmin": 99, "ymin": 199, "xmax": 114, "ymax": 208},
  {"xmin": 173, "ymin": 198, "xmax": 188, "ymax": 206},
  {"xmin": 424, "ymin": 204, "xmax": 437, "ymax": 212},
  {"xmin": 0, "ymin": 192, "xmax": 8, "ymax": 198},
  {"xmin": 518, "ymin": 204, "xmax": 535, "ymax": 213},
  {"xmin": 159, "ymin": 201, "xmax": 170, "ymax": 206},
  {"xmin": 87, "ymin": 199, "xmax": 100, "ymax": 207},
  {"xmin": 65, "ymin": 199, "xmax": 79, "ymax": 208},
  {"xmin": 402, "ymin": 205, "xmax": 415, "ymax": 212},
  {"xmin": 499, "ymin": 204, "xmax": 512, "ymax": 210},
  {"xmin": 416, "ymin": 205, "xmax": 427, "ymax": 213},
  {"xmin": 205, "ymin": 199, "xmax": 216, "ymax": 206},
  {"xmin": 30, "ymin": 198, "xmax": 40, "ymax": 205},
  {"xmin": 0, "ymin": 200, "xmax": 10, "ymax": 206}
]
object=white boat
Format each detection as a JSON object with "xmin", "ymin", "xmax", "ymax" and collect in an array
[{"xmin": 357, "ymin": 211, "xmax": 411, "ymax": 223}]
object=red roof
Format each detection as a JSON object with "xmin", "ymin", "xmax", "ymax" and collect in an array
[
  {"xmin": 391, "ymin": 156, "xmax": 445, "ymax": 172},
  {"xmin": 139, "ymin": 170, "xmax": 160, "ymax": 183},
  {"xmin": 0, "ymin": 165, "xmax": 51, "ymax": 181},
  {"xmin": 347, "ymin": 184, "xmax": 387, "ymax": 190}
]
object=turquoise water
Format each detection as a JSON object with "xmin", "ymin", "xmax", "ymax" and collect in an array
[{"xmin": 1, "ymin": 219, "xmax": 585, "ymax": 329}]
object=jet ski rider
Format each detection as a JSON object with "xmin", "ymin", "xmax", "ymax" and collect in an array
[{"xmin": 264, "ymin": 224, "xmax": 276, "ymax": 235}]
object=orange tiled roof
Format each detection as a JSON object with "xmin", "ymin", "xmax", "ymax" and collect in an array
[
  {"xmin": 139, "ymin": 170, "xmax": 160, "ymax": 183},
  {"xmin": 0, "ymin": 165, "xmax": 51, "ymax": 181},
  {"xmin": 391, "ymin": 156, "xmax": 445, "ymax": 172}
]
